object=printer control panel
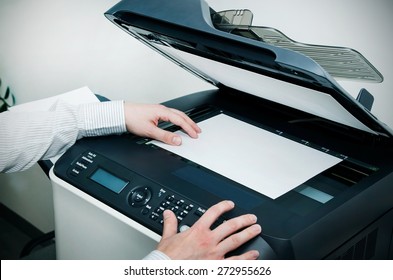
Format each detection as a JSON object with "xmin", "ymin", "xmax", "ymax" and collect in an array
[
  {"xmin": 128, "ymin": 186, "xmax": 210, "ymax": 231},
  {"xmin": 64, "ymin": 150, "xmax": 218, "ymax": 234}
]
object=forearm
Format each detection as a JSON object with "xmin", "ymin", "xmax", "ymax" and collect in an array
[
  {"xmin": 0, "ymin": 110, "xmax": 56, "ymax": 172},
  {"xmin": 0, "ymin": 100, "xmax": 126, "ymax": 173}
]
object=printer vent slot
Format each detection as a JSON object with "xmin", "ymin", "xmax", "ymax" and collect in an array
[
  {"xmin": 184, "ymin": 105, "xmax": 219, "ymax": 121},
  {"xmin": 156, "ymin": 105, "xmax": 217, "ymax": 132},
  {"xmin": 338, "ymin": 228, "xmax": 378, "ymax": 260},
  {"xmin": 322, "ymin": 160, "xmax": 376, "ymax": 186}
]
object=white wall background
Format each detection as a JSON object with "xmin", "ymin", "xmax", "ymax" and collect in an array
[{"xmin": 0, "ymin": 0, "xmax": 392, "ymax": 232}]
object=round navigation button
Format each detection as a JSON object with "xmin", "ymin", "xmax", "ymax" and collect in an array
[
  {"xmin": 134, "ymin": 190, "xmax": 146, "ymax": 202},
  {"xmin": 128, "ymin": 186, "xmax": 152, "ymax": 207}
]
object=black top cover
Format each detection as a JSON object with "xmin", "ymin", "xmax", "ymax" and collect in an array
[{"xmin": 105, "ymin": 0, "xmax": 392, "ymax": 138}]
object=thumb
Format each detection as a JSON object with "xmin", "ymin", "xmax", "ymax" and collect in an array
[{"xmin": 161, "ymin": 210, "xmax": 178, "ymax": 239}]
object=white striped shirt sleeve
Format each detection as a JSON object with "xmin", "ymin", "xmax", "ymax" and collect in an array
[
  {"xmin": 0, "ymin": 100, "xmax": 126, "ymax": 173},
  {"xmin": 0, "ymin": 98, "xmax": 168, "ymax": 260},
  {"xmin": 142, "ymin": 250, "xmax": 171, "ymax": 260}
]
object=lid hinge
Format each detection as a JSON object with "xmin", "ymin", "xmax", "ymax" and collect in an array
[{"xmin": 356, "ymin": 88, "xmax": 374, "ymax": 111}]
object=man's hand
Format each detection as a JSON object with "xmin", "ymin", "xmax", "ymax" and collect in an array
[
  {"xmin": 156, "ymin": 200, "xmax": 262, "ymax": 260},
  {"xmin": 124, "ymin": 103, "xmax": 201, "ymax": 145}
]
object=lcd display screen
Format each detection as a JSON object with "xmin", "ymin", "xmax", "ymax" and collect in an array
[{"xmin": 90, "ymin": 168, "xmax": 129, "ymax": 194}]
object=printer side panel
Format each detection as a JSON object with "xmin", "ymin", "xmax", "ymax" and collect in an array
[
  {"xmin": 50, "ymin": 169, "xmax": 159, "ymax": 260},
  {"xmin": 292, "ymin": 172, "xmax": 393, "ymax": 260}
]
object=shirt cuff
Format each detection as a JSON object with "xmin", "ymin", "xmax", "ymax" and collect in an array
[
  {"xmin": 142, "ymin": 250, "xmax": 171, "ymax": 260},
  {"xmin": 78, "ymin": 100, "xmax": 127, "ymax": 138}
]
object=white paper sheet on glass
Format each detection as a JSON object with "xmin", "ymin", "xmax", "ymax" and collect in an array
[{"xmin": 151, "ymin": 114, "xmax": 342, "ymax": 199}]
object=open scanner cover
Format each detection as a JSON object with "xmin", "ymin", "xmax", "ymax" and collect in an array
[{"xmin": 105, "ymin": 0, "xmax": 393, "ymax": 138}]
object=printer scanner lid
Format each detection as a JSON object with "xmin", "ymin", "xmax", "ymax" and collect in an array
[{"xmin": 105, "ymin": 0, "xmax": 393, "ymax": 138}]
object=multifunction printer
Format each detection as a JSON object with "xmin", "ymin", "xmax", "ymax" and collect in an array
[{"xmin": 50, "ymin": 0, "xmax": 393, "ymax": 259}]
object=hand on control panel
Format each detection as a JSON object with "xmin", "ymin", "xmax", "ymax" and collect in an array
[
  {"xmin": 155, "ymin": 200, "xmax": 262, "ymax": 260},
  {"xmin": 124, "ymin": 103, "xmax": 201, "ymax": 146}
]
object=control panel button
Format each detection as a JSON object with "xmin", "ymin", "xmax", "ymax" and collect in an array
[
  {"xmin": 128, "ymin": 186, "xmax": 152, "ymax": 207},
  {"xmin": 195, "ymin": 207, "xmax": 206, "ymax": 217},
  {"xmin": 179, "ymin": 225, "xmax": 190, "ymax": 232},
  {"xmin": 70, "ymin": 168, "xmax": 82, "ymax": 176},
  {"xmin": 141, "ymin": 207, "xmax": 150, "ymax": 215}
]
